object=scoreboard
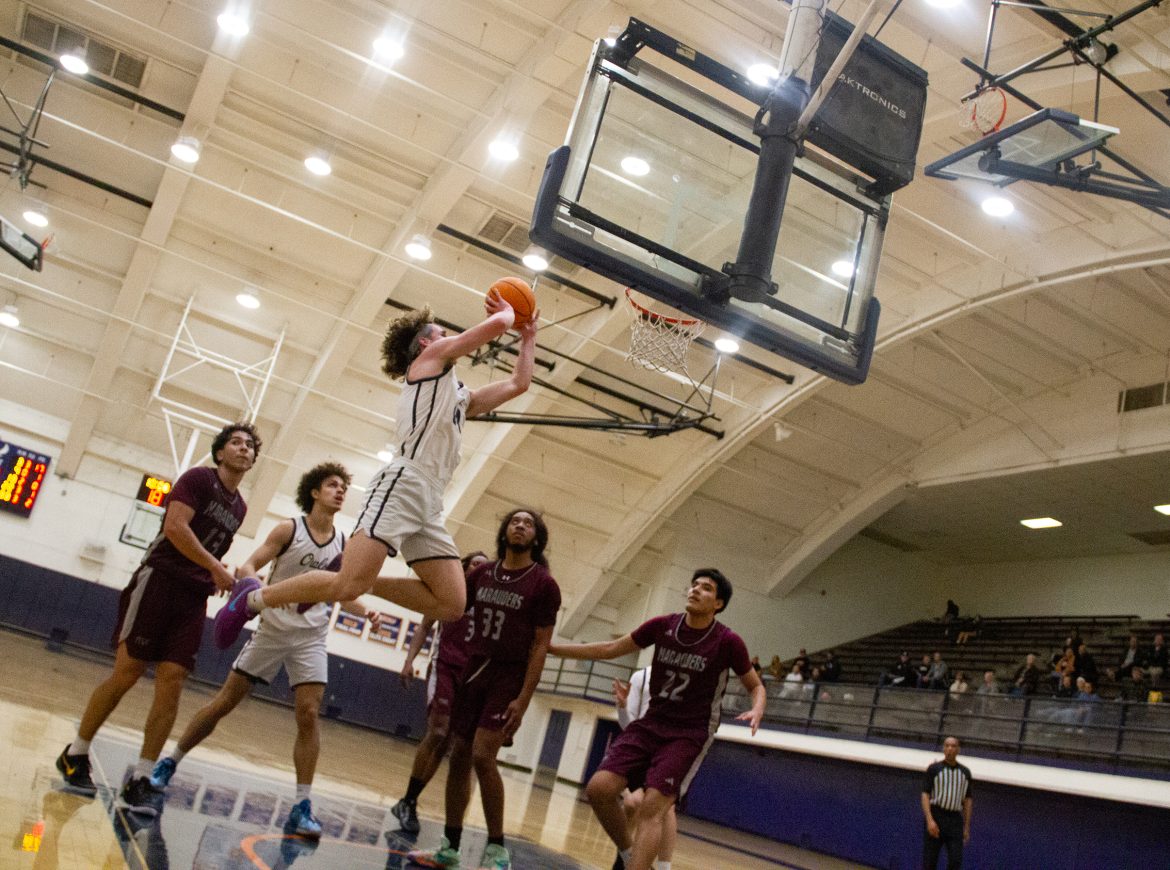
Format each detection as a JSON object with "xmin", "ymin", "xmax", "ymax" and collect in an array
[{"xmin": 0, "ymin": 439, "xmax": 50, "ymax": 517}]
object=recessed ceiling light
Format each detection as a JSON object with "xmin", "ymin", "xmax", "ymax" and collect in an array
[
  {"xmin": 304, "ymin": 154, "xmax": 332, "ymax": 176},
  {"xmin": 925, "ymin": 0, "xmax": 962, "ymax": 7},
  {"xmin": 377, "ymin": 446, "xmax": 395, "ymax": 463},
  {"xmin": 621, "ymin": 156, "xmax": 650, "ymax": 176},
  {"xmin": 1020, "ymin": 517, "xmax": 1062, "ymax": 529},
  {"xmin": 22, "ymin": 208, "xmax": 48, "ymax": 228},
  {"xmin": 830, "ymin": 260, "xmax": 854, "ymax": 278},
  {"xmin": 372, "ymin": 36, "xmax": 404, "ymax": 62},
  {"xmin": 1155, "ymin": 504, "xmax": 1170, "ymax": 515},
  {"xmin": 60, "ymin": 53, "xmax": 89, "ymax": 75},
  {"xmin": 236, "ymin": 291, "xmax": 260, "ymax": 309},
  {"xmin": 216, "ymin": 11, "xmax": 250, "ymax": 37},
  {"xmin": 746, "ymin": 63, "xmax": 778, "ymax": 86},
  {"xmin": 170, "ymin": 136, "xmax": 201, "ymax": 164},
  {"xmin": 522, "ymin": 247, "xmax": 549, "ymax": 271},
  {"xmin": 981, "ymin": 195, "xmax": 1014, "ymax": 217},
  {"xmin": 0, "ymin": 305, "xmax": 19, "ymax": 328},
  {"xmin": 488, "ymin": 139, "xmax": 519, "ymax": 162},
  {"xmin": 404, "ymin": 234, "xmax": 432, "ymax": 261},
  {"xmin": 714, "ymin": 337, "xmax": 740, "ymax": 354}
]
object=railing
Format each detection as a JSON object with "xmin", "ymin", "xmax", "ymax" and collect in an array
[
  {"xmin": 719, "ymin": 680, "xmax": 1170, "ymax": 772},
  {"xmin": 538, "ymin": 656, "xmax": 637, "ymax": 705}
]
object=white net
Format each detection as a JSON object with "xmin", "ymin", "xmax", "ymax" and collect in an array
[
  {"xmin": 625, "ymin": 289, "xmax": 705, "ymax": 376},
  {"xmin": 958, "ymin": 87, "xmax": 1007, "ymax": 135}
]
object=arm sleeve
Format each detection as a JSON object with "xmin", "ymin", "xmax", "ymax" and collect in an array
[{"xmin": 631, "ymin": 615, "xmax": 670, "ymax": 649}]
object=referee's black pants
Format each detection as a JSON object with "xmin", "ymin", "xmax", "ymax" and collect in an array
[{"xmin": 923, "ymin": 807, "xmax": 964, "ymax": 869}]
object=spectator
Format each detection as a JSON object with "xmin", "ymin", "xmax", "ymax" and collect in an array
[
  {"xmin": 793, "ymin": 648, "xmax": 811, "ymax": 679},
  {"xmin": 926, "ymin": 651, "xmax": 950, "ymax": 690},
  {"xmin": 976, "ymin": 671, "xmax": 999, "ymax": 695},
  {"xmin": 767, "ymin": 655, "xmax": 784, "ymax": 680},
  {"xmin": 809, "ymin": 665, "xmax": 822, "ymax": 683},
  {"xmin": 1010, "ymin": 654, "xmax": 1041, "ymax": 696},
  {"xmin": 1119, "ymin": 666, "xmax": 1148, "ymax": 702},
  {"xmin": 1076, "ymin": 642, "xmax": 1099, "ymax": 685},
  {"xmin": 1053, "ymin": 647, "xmax": 1076, "ymax": 690},
  {"xmin": 1109, "ymin": 635, "xmax": 1144, "ymax": 681},
  {"xmin": 820, "ymin": 650, "xmax": 842, "ymax": 683},
  {"xmin": 1053, "ymin": 673, "xmax": 1076, "ymax": 699},
  {"xmin": 780, "ymin": 663, "xmax": 805, "ymax": 699},
  {"xmin": 948, "ymin": 672, "xmax": 970, "ymax": 696},
  {"xmin": 1148, "ymin": 634, "xmax": 1167, "ymax": 686},
  {"xmin": 955, "ymin": 615, "xmax": 981, "ymax": 645},
  {"xmin": 944, "ymin": 599, "xmax": 960, "ymax": 622},
  {"xmin": 750, "ymin": 655, "xmax": 762, "ymax": 674},
  {"xmin": 1075, "ymin": 678, "xmax": 1100, "ymax": 703},
  {"xmin": 881, "ymin": 651, "xmax": 914, "ymax": 688},
  {"xmin": 915, "ymin": 654, "xmax": 933, "ymax": 689}
]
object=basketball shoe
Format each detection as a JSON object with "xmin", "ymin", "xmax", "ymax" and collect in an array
[
  {"xmin": 149, "ymin": 757, "xmax": 176, "ymax": 789},
  {"xmin": 406, "ymin": 836, "xmax": 461, "ymax": 867},
  {"xmin": 478, "ymin": 843, "xmax": 511, "ymax": 869},
  {"xmin": 55, "ymin": 746, "xmax": 97, "ymax": 796},
  {"xmin": 213, "ymin": 576, "xmax": 261, "ymax": 648},
  {"xmin": 287, "ymin": 799, "xmax": 323, "ymax": 839},
  {"xmin": 120, "ymin": 776, "xmax": 163, "ymax": 816},
  {"xmin": 391, "ymin": 797, "xmax": 421, "ymax": 833}
]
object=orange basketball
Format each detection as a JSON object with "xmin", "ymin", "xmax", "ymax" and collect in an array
[{"xmin": 490, "ymin": 277, "xmax": 536, "ymax": 327}]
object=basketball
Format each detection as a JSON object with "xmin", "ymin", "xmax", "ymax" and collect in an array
[{"xmin": 490, "ymin": 277, "xmax": 536, "ymax": 327}]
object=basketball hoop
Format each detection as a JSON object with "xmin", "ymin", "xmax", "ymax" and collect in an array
[
  {"xmin": 625, "ymin": 287, "xmax": 704, "ymax": 376},
  {"xmin": 959, "ymin": 86, "xmax": 1007, "ymax": 136}
]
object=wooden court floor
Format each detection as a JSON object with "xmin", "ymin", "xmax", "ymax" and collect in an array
[{"xmin": 0, "ymin": 629, "xmax": 870, "ymax": 869}]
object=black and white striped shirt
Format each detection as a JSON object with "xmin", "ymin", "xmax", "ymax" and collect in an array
[{"xmin": 923, "ymin": 761, "xmax": 973, "ymax": 812}]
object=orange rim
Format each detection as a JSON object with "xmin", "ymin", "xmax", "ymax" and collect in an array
[{"xmin": 625, "ymin": 287, "xmax": 701, "ymax": 326}]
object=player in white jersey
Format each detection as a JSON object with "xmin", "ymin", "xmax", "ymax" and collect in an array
[
  {"xmin": 215, "ymin": 289, "xmax": 539, "ymax": 649},
  {"xmin": 151, "ymin": 463, "xmax": 381, "ymax": 839}
]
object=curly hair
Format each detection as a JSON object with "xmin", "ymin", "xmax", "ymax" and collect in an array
[
  {"xmin": 461, "ymin": 550, "xmax": 488, "ymax": 574},
  {"xmin": 211, "ymin": 422, "xmax": 262, "ymax": 466},
  {"xmin": 381, "ymin": 307, "xmax": 436, "ymax": 379},
  {"xmin": 296, "ymin": 461, "xmax": 352, "ymax": 514},
  {"xmin": 495, "ymin": 507, "xmax": 549, "ymax": 566}
]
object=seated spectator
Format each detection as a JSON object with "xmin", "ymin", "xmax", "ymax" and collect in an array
[
  {"xmin": 914, "ymin": 654, "xmax": 932, "ymax": 689},
  {"xmin": 820, "ymin": 650, "xmax": 842, "ymax": 683},
  {"xmin": 976, "ymin": 671, "xmax": 999, "ymax": 695},
  {"xmin": 1075, "ymin": 642, "xmax": 1099, "ymax": 686},
  {"xmin": 809, "ymin": 665, "xmax": 822, "ymax": 683},
  {"xmin": 1148, "ymin": 634, "xmax": 1167, "ymax": 686},
  {"xmin": 881, "ymin": 651, "xmax": 914, "ymax": 688},
  {"xmin": 1119, "ymin": 665, "xmax": 1148, "ymax": 702},
  {"xmin": 768, "ymin": 655, "xmax": 784, "ymax": 680},
  {"xmin": 926, "ymin": 650, "xmax": 950, "ymax": 690},
  {"xmin": 1010, "ymin": 653, "xmax": 1042, "ymax": 696},
  {"xmin": 1109, "ymin": 631, "xmax": 1146, "ymax": 678},
  {"xmin": 793, "ymin": 648, "xmax": 811, "ymax": 679},
  {"xmin": 1053, "ymin": 673, "xmax": 1076, "ymax": 699},
  {"xmin": 955, "ymin": 615, "xmax": 981, "ymax": 645},
  {"xmin": 779, "ymin": 663, "xmax": 805, "ymax": 699},
  {"xmin": 948, "ymin": 671, "xmax": 970, "ymax": 696},
  {"xmin": 751, "ymin": 655, "xmax": 762, "ymax": 673}
]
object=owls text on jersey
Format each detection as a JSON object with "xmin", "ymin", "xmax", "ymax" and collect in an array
[{"xmin": 259, "ymin": 517, "xmax": 346, "ymax": 632}]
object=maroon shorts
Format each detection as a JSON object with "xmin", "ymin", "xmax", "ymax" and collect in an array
[
  {"xmin": 598, "ymin": 717, "xmax": 714, "ymax": 799},
  {"xmin": 427, "ymin": 658, "xmax": 463, "ymax": 719},
  {"xmin": 112, "ymin": 566, "xmax": 209, "ymax": 671},
  {"xmin": 449, "ymin": 657, "xmax": 526, "ymax": 740}
]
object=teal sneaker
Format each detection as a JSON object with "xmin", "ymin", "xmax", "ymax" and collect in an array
[
  {"xmin": 406, "ymin": 836, "xmax": 461, "ymax": 867},
  {"xmin": 478, "ymin": 843, "xmax": 510, "ymax": 870},
  {"xmin": 149, "ymin": 757, "xmax": 176, "ymax": 789}
]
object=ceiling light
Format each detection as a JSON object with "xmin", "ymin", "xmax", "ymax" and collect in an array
[
  {"xmin": 60, "ymin": 53, "xmax": 89, "ymax": 75},
  {"xmin": 170, "ymin": 136, "xmax": 201, "ymax": 164},
  {"xmin": 746, "ymin": 63, "xmax": 778, "ymax": 86},
  {"xmin": 216, "ymin": 11, "xmax": 250, "ymax": 37},
  {"xmin": 0, "ymin": 305, "xmax": 19, "ymax": 328},
  {"xmin": 981, "ymin": 195, "xmax": 1014, "ymax": 217},
  {"xmin": 714, "ymin": 336, "xmax": 740, "ymax": 354},
  {"xmin": 830, "ymin": 260, "xmax": 854, "ymax": 278},
  {"xmin": 621, "ymin": 156, "xmax": 650, "ymax": 176},
  {"xmin": 404, "ymin": 234, "xmax": 433, "ymax": 261},
  {"xmin": 925, "ymin": 0, "xmax": 962, "ymax": 7},
  {"xmin": 603, "ymin": 37, "xmax": 617, "ymax": 47},
  {"xmin": 373, "ymin": 36, "xmax": 405, "ymax": 62},
  {"xmin": 304, "ymin": 154, "xmax": 332, "ymax": 176},
  {"xmin": 377, "ymin": 446, "xmax": 395, "ymax": 463},
  {"xmin": 1155, "ymin": 504, "xmax": 1170, "ymax": 516},
  {"xmin": 488, "ymin": 139, "xmax": 519, "ymax": 162},
  {"xmin": 522, "ymin": 247, "xmax": 549, "ymax": 271},
  {"xmin": 236, "ymin": 291, "xmax": 260, "ymax": 309},
  {"xmin": 22, "ymin": 208, "xmax": 48, "ymax": 228},
  {"xmin": 1020, "ymin": 517, "xmax": 1062, "ymax": 529}
]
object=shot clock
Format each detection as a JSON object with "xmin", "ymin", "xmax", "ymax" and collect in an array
[{"xmin": 0, "ymin": 439, "xmax": 50, "ymax": 518}]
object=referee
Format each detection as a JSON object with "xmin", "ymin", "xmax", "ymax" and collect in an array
[{"xmin": 921, "ymin": 735, "xmax": 973, "ymax": 869}]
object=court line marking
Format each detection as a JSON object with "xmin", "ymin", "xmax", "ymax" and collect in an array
[{"xmin": 240, "ymin": 832, "xmax": 409, "ymax": 869}]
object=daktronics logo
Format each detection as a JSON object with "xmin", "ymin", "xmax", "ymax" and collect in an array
[{"xmin": 836, "ymin": 73, "xmax": 908, "ymax": 119}]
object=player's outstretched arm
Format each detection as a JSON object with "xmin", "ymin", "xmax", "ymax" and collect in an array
[
  {"xmin": 549, "ymin": 634, "xmax": 640, "ymax": 661},
  {"xmin": 237, "ymin": 519, "xmax": 295, "ymax": 580},
  {"xmin": 466, "ymin": 312, "xmax": 538, "ymax": 418},
  {"xmin": 733, "ymin": 668, "xmax": 767, "ymax": 736}
]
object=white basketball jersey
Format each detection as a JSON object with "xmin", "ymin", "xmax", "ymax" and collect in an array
[
  {"xmin": 260, "ymin": 517, "xmax": 345, "ymax": 632},
  {"xmin": 392, "ymin": 367, "xmax": 470, "ymax": 488}
]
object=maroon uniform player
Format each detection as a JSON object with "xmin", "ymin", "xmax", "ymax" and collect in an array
[
  {"xmin": 391, "ymin": 549, "xmax": 489, "ymax": 833},
  {"xmin": 55, "ymin": 423, "xmax": 259, "ymax": 815},
  {"xmin": 551, "ymin": 569, "xmax": 766, "ymax": 870},
  {"xmin": 407, "ymin": 508, "xmax": 560, "ymax": 870}
]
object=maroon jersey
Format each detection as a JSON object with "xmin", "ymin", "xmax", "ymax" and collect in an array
[
  {"xmin": 435, "ymin": 605, "xmax": 474, "ymax": 672},
  {"xmin": 631, "ymin": 613, "xmax": 752, "ymax": 734},
  {"xmin": 466, "ymin": 560, "xmax": 560, "ymax": 663},
  {"xmin": 139, "ymin": 466, "xmax": 247, "ymax": 593}
]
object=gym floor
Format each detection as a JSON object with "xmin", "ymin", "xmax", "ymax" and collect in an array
[{"xmin": 0, "ymin": 629, "xmax": 869, "ymax": 869}]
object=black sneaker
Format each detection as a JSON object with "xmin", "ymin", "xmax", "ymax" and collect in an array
[
  {"xmin": 119, "ymin": 776, "xmax": 163, "ymax": 816},
  {"xmin": 391, "ymin": 797, "xmax": 420, "ymax": 834},
  {"xmin": 56, "ymin": 747, "xmax": 97, "ymax": 796}
]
